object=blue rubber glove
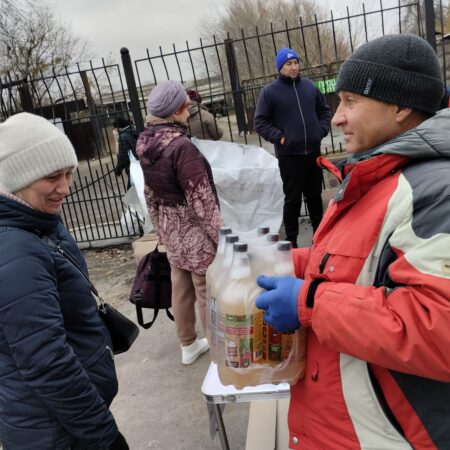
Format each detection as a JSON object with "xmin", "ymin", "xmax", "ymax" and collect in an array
[{"xmin": 255, "ymin": 275, "xmax": 303, "ymax": 332}]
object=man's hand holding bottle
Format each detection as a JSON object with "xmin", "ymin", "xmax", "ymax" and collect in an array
[{"xmin": 255, "ymin": 275, "xmax": 303, "ymax": 332}]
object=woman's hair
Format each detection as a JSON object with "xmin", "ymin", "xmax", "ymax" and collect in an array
[
  {"xmin": 186, "ymin": 89, "xmax": 202, "ymax": 104},
  {"xmin": 112, "ymin": 117, "xmax": 131, "ymax": 129}
]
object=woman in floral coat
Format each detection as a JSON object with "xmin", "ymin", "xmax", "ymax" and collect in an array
[{"xmin": 137, "ymin": 80, "xmax": 222, "ymax": 365}]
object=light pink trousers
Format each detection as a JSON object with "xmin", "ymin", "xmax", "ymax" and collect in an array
[{"xmin": 170, "ymin": 265, "xmax": 207, "ymax": 346}]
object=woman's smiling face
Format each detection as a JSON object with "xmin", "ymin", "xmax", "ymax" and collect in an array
[{"xmin": 16, "ymin": 167, "xmax": 73, "ymax": 214}]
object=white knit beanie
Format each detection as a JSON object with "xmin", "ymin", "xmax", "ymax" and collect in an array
[{"xmin": 0, "ymin": 113, "xmax": 78, "ymax": 193}]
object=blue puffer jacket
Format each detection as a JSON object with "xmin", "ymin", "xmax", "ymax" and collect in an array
[
  {"xmin": 254, "ymin": 74, "xmax": 331, "ymax": 156},
  {"xmin": 0, "ymin": 196, "xmax": 119, "ymax": 449}
]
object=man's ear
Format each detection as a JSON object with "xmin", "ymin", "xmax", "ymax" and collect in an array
[
  {"xmin": 174, "ymin": 103, "xmax": 188, "ymax": 116},
  {"xmin": 395, "ymin": 105, "xmax": 414, "ymax": 124}
]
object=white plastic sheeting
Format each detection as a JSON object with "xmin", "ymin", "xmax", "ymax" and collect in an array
[{"xmin": 127, "ymin": 139, "xmax": 283, "ymax": 233}]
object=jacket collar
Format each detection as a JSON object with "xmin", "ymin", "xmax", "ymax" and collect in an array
[
  {"xmin": 335, "ymin": 154, "xmax": 410, "ymax": 206},
  {"xmin": 0, "ymin": 195, "xmax": 61, "ymax": 234},
  {"xmin": 145, "ymin": 115, "xmax": 188, "ymax": 132},
  {"xmin": 278, "ymin": 73, "xmax": 300, "ymax": 84},
  {"xmin": 370, "ymin": 108, "xmax": 450, "ymax": 160}
]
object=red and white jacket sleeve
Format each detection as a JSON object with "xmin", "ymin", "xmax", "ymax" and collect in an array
[{"xmin": 297, "ymin": 196, "xmax": 450, "ymax": 382}]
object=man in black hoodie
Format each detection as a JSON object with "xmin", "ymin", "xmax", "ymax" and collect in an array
[
  {"xmin": 254, "ymin": 48, "xmax": 331, "ymax": 246},
  {"xmin": 113, "ymin": 117, "xmax": 139, "ymax": 189}
]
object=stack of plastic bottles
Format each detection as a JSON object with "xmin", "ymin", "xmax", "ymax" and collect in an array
[{"xmin": 206, "ymin": 226, "xmax": 306, "ymax": 389}]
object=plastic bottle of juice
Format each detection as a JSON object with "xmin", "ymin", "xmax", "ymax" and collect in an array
[
  {"xmin": 247, "ymin": 232, "xmax": 280, "ymax": 280},
  {"xmin": 206, "ymin": 227, "xmax": 232, "ymax": 359},
  {"xmin": 209, "ymin": 234, "xmax": 239, "ymax": 363},
  {"xmin": 217, "ymin": 242, "xmax": 265, "ymax": 389},
  {"xmin": 246, "ymin": 232, "xmax": 281, "ymax": 366},
  {"xmin": 266, "ymin": 232, "xmax": 280, "ymax": 243},
  {"xmin": 236, "ymin": 225, "xmax": 270, "ymax": 241},
  {"xmin": 266, "ymin": 241, "xmax": 306, "ymax": 384}
]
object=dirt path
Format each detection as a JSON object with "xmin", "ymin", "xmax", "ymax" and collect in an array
[{"xmin": 82, "ymin": 244, "xmax": 136, "ymax": 308}]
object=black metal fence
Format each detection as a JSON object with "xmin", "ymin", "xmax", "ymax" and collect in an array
[{"xmin": 0, "ymin": 0, "xmax": 448, "ymax": 246}]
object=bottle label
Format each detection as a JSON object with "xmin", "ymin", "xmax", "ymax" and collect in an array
[
  {"xmin": 210, "ymin": 295, "xmax": 218, "ymax": 330},
  {"xmin": 264, "ymin": 323, "xmax": 295, "ymax": 364},
  {"xmin": 222, "ymin": 310, "xmax": 264, "ymax": 368}
]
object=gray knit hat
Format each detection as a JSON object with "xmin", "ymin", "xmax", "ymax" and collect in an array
[
  {"xmin": 0, "ymin": 113, "xmax": 78, "ymax": 193},
  {"xmin": 147, "ymin": 80, "xmax": 188, "ymax": 118},
  {"xmin": 336, "ymin": 34, "xmax": 444, "ymax": 114}
]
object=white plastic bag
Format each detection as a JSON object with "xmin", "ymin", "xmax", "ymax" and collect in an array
[{"xmin": 129, "ymin": 138, "xmax": 283, "ymax": 233}]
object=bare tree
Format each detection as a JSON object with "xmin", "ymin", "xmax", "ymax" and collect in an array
[
  {"xmin": 201, "ymin": 0, "xmax": 352, "ymax": 83},
  {"xmin": 401, "ymin": 0, "xmax": 450, "ymax": 35},
  {"xmin": 0, "ymin": 1, "xmax": 90, "ymax": 105}
]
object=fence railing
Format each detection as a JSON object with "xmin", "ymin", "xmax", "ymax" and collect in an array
[{"xmin": 1, "ymin": 0, "xmax": 447, "ymax": 246}]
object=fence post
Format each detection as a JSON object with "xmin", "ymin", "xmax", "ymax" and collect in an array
[
  {"xmin": 18, "ymin": 79, "xmax": 34, "ymax": 113},
  {"xmin": 423, "ymin": 0, "xmax": 436, "ymax": 51},
  {"xmin": 224, "ymin": 39, "xmax": 247, "ymax": 135},
  {"xmin": 121, "ymin": 47, "xmax": 145, "ymax": 133}
]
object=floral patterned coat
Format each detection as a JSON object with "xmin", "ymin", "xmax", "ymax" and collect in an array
[{"xmin": 136, "ymin": 117, "xmax": 222, "ymax": 275}]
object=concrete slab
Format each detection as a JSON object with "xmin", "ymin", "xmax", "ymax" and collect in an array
[{"xmin": 110, "ymin": 300, "xmax": 249, "ymax": 449}]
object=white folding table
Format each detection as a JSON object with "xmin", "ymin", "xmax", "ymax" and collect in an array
[{"xmin": 201, "ymin": 362, "xmax": 290, "ymax": 450}]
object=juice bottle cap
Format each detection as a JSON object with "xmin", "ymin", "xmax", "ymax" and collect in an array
[
  {"xmin": 257, "ymin": 226, "xmax": 270, "ymax": 235},
  {"xmin": 233, "ymin": 242, "xmax": 248, "ymax": 252},
  {"xmin": 278, "ymin": 241, "xmax": 292, "ymax": 251},
  {"xmin": 226, "ymin": 234, "xmax": 239, "ymax": 243}
]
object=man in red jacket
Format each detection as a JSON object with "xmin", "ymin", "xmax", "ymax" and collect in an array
[{"xmin": 256, "ymin": 34, "xmax": 450, "ymax": 449}]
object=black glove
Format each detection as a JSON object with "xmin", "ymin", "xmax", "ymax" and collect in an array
[{"xmin": 110, "ymin": 432, "xmax": 129, "ymax": 450}]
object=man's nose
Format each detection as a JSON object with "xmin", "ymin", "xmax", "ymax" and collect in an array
[{"xmin": 331, "ymin": 105, "xmax": 344, "ymax": 127}]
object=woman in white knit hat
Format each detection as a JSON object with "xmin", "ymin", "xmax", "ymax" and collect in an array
[{"xmin": 0, "ymin": 113, "xmax": 128, "ymax": 450}]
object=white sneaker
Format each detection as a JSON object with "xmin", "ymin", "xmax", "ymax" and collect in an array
[{"xmin": 181, "ymin": 338, "xmax": 209, "ymax": 365}]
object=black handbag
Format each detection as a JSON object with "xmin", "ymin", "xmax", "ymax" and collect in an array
[
  {"xmin": 129, "ymin": 245, "xmax": 174, "ymax": 329},
  {"xmin": 97, "ymin": 302, "xmax": 139, "ymax": 354},
  {"xmin": 46, "ymin": 239, "xmax": 139, "ymax": 355}
]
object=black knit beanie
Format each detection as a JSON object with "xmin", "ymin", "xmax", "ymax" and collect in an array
[{"xmin": 336, "ymin": 34, "xmax": 444, "ymax": 114}]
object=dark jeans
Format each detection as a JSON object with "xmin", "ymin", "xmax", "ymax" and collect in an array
[{"xmin": 278, "ymin": 153, "xmax": 323, "ymax": 245}]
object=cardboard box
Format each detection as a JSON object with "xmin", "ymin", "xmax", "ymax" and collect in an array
[
  {"xmin": 131, "ymin": 233, "xmax": 165, "ymax": 265},
  {"xmin": 322, "ymin": 187, "xmax": 339, "ymax": 210},
  {"xmin": 276, "ymin": 398, "xmax": 290, "ymax": 449},
  {"xmin": 246, "ymin": 400, "xmax": 276, "ymax": 450},
  {"xmin": 245, "ymin": 398, "xmax": 289, "ymax": 450}
]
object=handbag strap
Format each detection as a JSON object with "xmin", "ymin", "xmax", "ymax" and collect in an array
[
  {"xmin": 44, "ymin": 237, "xmax": 103, "ymax": 303},
  {"xmin": 0, "ymin": 225, "xmax": 103, "ymax": 305}
]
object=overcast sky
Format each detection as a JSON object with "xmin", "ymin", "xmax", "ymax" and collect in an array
[{"xmin": 44, "ymin": 0, "xmax": 396, "ymax": 64}]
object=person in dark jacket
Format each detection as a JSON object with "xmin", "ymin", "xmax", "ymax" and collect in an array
[
  {"xmin": 186, "ymin": 89, "xmax": 223, "ymax": 140},
  {"xmin": 137, "ymin": 80, "xmax": 223, "ymax": 365},
  {"xmin": 0, "ymin": 113, "xmax": 128, "ymax": 450},
  {"xmin": 113, "ymin": 117, "xmax": 138, "ymax": 189},
  {"xmin": 254, "ymin": 48, "xmax": 331, "ymax": 247}
]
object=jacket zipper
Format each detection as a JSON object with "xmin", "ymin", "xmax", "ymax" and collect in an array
[
  {"xmin": 292, "ymin": 79, "xmax": 308, "ymax": 153},
  {"xmin": 319, "ymin": 253, "xmax": 331, "ymax": 274},
  {"xmin": 106, "ymin": 345, "xmax": 115, "ymax": 360}
]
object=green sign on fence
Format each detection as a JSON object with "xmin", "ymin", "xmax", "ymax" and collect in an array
[{"xmin": 314, "ymin": 78, "xmax": 336, "ymax": 94}]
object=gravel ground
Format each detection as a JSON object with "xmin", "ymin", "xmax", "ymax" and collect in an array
[{"xmin": 82, "ymin": 244, "xmax": 136, "ymax": 308}]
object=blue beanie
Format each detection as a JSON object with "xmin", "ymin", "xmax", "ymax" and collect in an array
[{"xmin": 276, "ymin": 48, "xmax": 301, "ymax": 72}]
